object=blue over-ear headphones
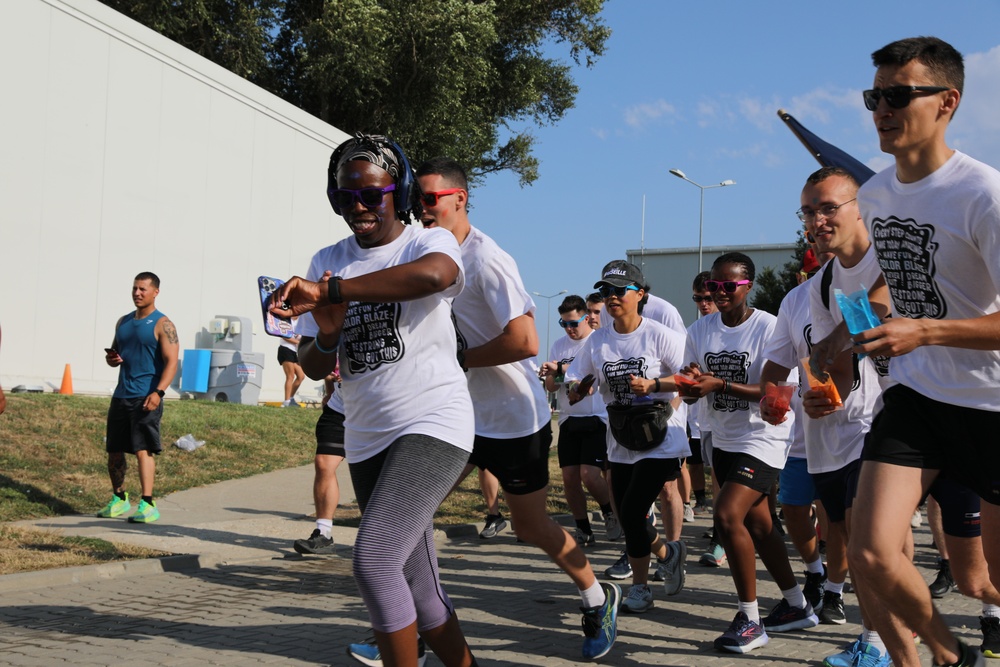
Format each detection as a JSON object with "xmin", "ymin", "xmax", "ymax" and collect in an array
[{"xmin": 327, "ymin": 135, "xmax": 421, "ymax": 224}]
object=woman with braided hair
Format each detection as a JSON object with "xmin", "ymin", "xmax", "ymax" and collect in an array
[{"xmin": 270, "ymin": 133, "xmax": 477, "ymax": 667}]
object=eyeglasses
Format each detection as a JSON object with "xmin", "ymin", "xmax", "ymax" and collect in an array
[
  {"xmin": 692, "ymin": 295, "xmax": 714, "ymax": 303},
  {"xmin": 558, "ymin": 314, "xmax": 588, "ymax": 329},
  {"xmin": 420, "ymin": 188, "xmax": 463, "ymax": 207},
  {"xmin": 704, "ymin": 279, "xmax": 750, "ymax": 293},
  {"xmin": 597, "ymin": 284, "xmax": 639, "ymax": 299},
  {"xmin": 862, "ymin": 85, "xmax": 950, "ymax": 111},
  {"xmin": 796, "ymin": 198, "xmax": 856, "ymax": 223},
  {"xmin": 328, "ymin": 184, "xmax": 396, "ymax": 211}
]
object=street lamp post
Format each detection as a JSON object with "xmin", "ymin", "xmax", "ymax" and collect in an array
[
  {"xmin": 532, "ymin": 290, "xmax": 568, "ymax": 361},
  {"xmin": 669, "ymin": 169, "xmax": 736, "ymax": 274}
]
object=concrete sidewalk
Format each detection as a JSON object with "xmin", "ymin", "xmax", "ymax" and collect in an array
[{"xmin": 0, "ymin": 468, "xmax": 989, "ymax": 666}]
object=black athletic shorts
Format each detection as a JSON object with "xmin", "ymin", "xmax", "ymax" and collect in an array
[
  {"xmin": 687, "ymin": 437, "xmax": 704, "ymax": 466},
  {"xmin": 469, "ymin": 422, "xmax": 553, "ymax": 496},
  {"xmin": 557, "ymin": 416, "xmax": 608, "ymax": 469},
  {"xmin": 277, "ymin": 346, "xmax": 299, "ymax": 365},
  {"xmin": 712, "ymin": 448, "xmax": 780, "ymax": 496},
  {"xmin": 314, "ymin": 406, "xmax": 346, "ymax": 457},
  {"xmin": 106, "ymin": 397, "xmax": 163, "ymax": 455},
  {"xmin": 928, "ymin": 476, "xmax": 982, "ymax": 539},
  {"xmin": 864, "ymin": 384, "xmax": 1000, "ymax": 506}
]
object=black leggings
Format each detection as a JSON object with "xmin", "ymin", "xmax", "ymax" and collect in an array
[
  {"xmin": 349, "ymin": 434, "xmax": 470, "ymax": 633},
  {"xmin": 610, "ymin": 458, "xmax": 678, "ymax": 558}
]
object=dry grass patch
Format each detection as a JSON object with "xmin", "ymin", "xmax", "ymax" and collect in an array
[{"xmin": 0, "ymin": 525, "xmax": 168, "ymax": 575}]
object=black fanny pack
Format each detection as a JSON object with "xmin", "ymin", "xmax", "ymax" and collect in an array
[{"xmin": 606, "ymin": 401, "xmax": 674, "ymax": 452}]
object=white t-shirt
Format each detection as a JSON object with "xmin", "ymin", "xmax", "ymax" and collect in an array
[
  {"xmin": 601, "ymin": 293, "xmax": 686, "ymax": 335},
  {"xmin": 767, "ymin": 280, "xmax": 878, "ymax": 473},
  {"xmin": 859, "ymin": 151, "xmax": 1000, "ymax": 411},
  {"xmin": 685, "ymin": 309, "xmax": 791, "ymax": 469},
  {"xmin": 548, "ymin": 333, "xmax": 607, "ymax": 422},
  {"xmin": 278, "ymin": 318, "xmax": 300, "ymax": 351},
  {"xmin": 567, "ymin": 317, "xmax": 689, "ymax": 464},
  {"xmin": 453, "ymin": 226, "xmax": 550, "ymax": 438},
  {"xmin": 298, "ymin": 225, "xmax": 474, "ymax": 462}
]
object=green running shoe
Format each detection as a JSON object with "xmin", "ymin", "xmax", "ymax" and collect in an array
[
  {"xmin": 128, "ymin": 499, "xmax": 159, "ymax": 523},
  {"xmin": 97, "ymin": 493, "xmax": 130, "ymax": 518}
]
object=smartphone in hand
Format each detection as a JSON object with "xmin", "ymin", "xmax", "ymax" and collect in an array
[
  {"xmin": 568, "ymin": 373, "xmax": 596, "ymax": 406},
  {"xmin": 258, "ymin": 276, "xmax": 295, "ymax": 338}
]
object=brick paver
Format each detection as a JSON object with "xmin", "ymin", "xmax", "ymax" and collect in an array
[{"xmin": 0, "ymin": 511, "xmax": 986, "ymax": 665}]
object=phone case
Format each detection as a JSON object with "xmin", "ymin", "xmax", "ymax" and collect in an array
[{"xmin": 258, "ymin": 276, "xmax": 295, "ymax": 338}]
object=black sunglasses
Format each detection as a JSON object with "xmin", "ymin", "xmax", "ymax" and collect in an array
[
  {"xmin": 328, "ymin": 184, "xmax": 396, "ymax": 212},
  {"xmin": 597, "ymin": 284, "xmax": 639, "ymax": 299},
  {"xmin": 862, "ymin": 86, "xmax": 950, "ymax": 111},
  {"xmin": 692, "ymin": 295, "xmax": 714, "ymax": 303}
]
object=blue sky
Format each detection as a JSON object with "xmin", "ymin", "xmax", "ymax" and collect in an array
[{"xmin": 464, "ymin": 1, "xmax": 1000, "ymax": 358}]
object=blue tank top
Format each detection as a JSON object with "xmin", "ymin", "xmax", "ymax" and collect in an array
[{"xmin": 113, "ymin": 309, "xmax": 165, "ymax": 399}]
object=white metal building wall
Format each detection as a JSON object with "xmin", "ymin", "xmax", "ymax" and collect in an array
[{"xmin": 0, "ymin": 0, "xmax": 351, "ymax": 401}]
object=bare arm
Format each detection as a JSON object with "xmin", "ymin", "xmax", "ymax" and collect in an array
[
  {"xmin": 462, "ymin": 312, "xmax": 538, "ymax": 369},
  {"xmin": 145, "ymin": 316, "xmax": 179, "ymax": 411},
  {"xmin": 271, "ymin": 252, "xmax": 460, "ymax": 318},
  {"xmin": 855, "ymin": 311, "xmax": 1000, "ymax": 357}
]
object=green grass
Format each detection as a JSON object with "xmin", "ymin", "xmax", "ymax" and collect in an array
[
  {"xmin": 0, "ymin": 393, "xmax": 319, "ymax": 522},
  {"xmin": 0, "ymin": 393, "xmax": 582, "ymax": 573}
]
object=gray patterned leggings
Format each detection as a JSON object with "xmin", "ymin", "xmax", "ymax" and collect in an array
[{"xmin": 349, "ymin": 434, "xmax": 470, "ymax": 633}]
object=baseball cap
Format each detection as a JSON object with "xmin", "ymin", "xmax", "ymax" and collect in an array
[{"xmin": 595, "ymin": 260, "xmax": 645, "ymax": 289}]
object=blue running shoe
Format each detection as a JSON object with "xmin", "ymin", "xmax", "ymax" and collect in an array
[
  {"xmin": 347, "ymin": 637, "xmax": 426, "ymax": 667},
  {"xmin": 824, "ymin": 638, "xmax": 892, "ymax": 667},
  {"xmin": 714, "ymin": 612, "xmax": 769, "ymax": 653},
  {"xmin": 581, "ymin": 582, "xmax": 620, "ymax": 660}
]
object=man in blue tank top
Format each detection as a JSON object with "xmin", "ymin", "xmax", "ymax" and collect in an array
[{"xmin": 98, "ymin": 272, "xmax": 178, "ymax": 523}]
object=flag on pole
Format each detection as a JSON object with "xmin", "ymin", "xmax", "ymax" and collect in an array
[{"xmin": 777, "ymin": 109, "xmax": 876, "ymax": 185}]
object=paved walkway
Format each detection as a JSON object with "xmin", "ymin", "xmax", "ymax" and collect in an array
[{"xmin": 0, "ymin": 467, "xmax": 988, "ymax": 666}]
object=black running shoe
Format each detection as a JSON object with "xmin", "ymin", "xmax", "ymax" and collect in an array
[
  {"xmin": 294, "ymin": 529, "xmax": 335, "ymax": 555},
  {"xmin": 929, "ymin": 559, "xmax": 956, "ymax": 599},
  {"xmin": 981, "ymin": 615, "xmax": 1000, "ymax": 658},
  {"xmin": 819, "ymin": 590, "xmax": 846, "ymax": 625},
  {"xmin": 803, "ymin": 567, "xmax": 827, "ymax": 611}
]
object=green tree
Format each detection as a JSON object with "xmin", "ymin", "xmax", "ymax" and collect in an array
[
  {"xmin": 100, "ymin": 0, "xmax": 609, "ymax": 185},
  {"xmin": 750, "ymin": 231, "xmax": 810, "ymax": 316}
]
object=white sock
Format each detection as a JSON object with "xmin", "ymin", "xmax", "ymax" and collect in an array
[
  {"xmin": 825, "ymin": 580, "xmax": 845, "ymax": 596},
  {"xmin": 738, "ymin": 600, "xmax": 760, "ymax": 624},
  {"xmin": 580, "ymin": 581, "xmax": 605, "ymax": 609},
  {"xmin": 862, "ymin": 627, "xmax": 887, "ymax": 654},
  {"xmin": 281, "ymin": 399, "xmax": 291, "ymax": 406},
  {"xmin": 983, "ymin": 603, "xmax": 1000, "ymax": 618},
  {"xmin": 805, "ymin": 557, "xmax": 825, "ymax": 575},
  {"xmin": 782, "ymin": 584, "xmax": 807, "ymax": 609},
  {"xmin": 316, "ymin": 518, "xmax": 333, "ymax": 538}
]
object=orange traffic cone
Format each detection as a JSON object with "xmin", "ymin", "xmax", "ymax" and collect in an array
[{"xmin": 59, "ymin": 364, "xmax": 73, "ymax": 395}]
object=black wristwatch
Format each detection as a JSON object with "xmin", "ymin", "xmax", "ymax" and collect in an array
[
  {"xmin": 155, "ymin": 389, "xmax": 165, "ymax": 398},
  {"xmin": 327, "ymin": 276, "xmax": 344, "ymax": 304}
]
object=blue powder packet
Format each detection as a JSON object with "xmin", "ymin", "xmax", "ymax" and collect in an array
[{"xmin": 834, "ymin": 285, "xmax": 880, "ymax": 358}]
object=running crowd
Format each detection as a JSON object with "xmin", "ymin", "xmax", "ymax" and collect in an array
[{"xmin": 96, "ymin": 34, "xmax": 999, "ymax": 667}]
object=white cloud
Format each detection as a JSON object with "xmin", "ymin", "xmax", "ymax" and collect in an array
[
  {"xmin": 738, "ymin": 95, "xmax": 784, "ymax": 132},
  {"xmin": 622, "ymin": 99, "xmax": 677, "ymax": 129},
  {"xmin": 590, "ymin": 127, "xmax": 608, "ymax": 140}
]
